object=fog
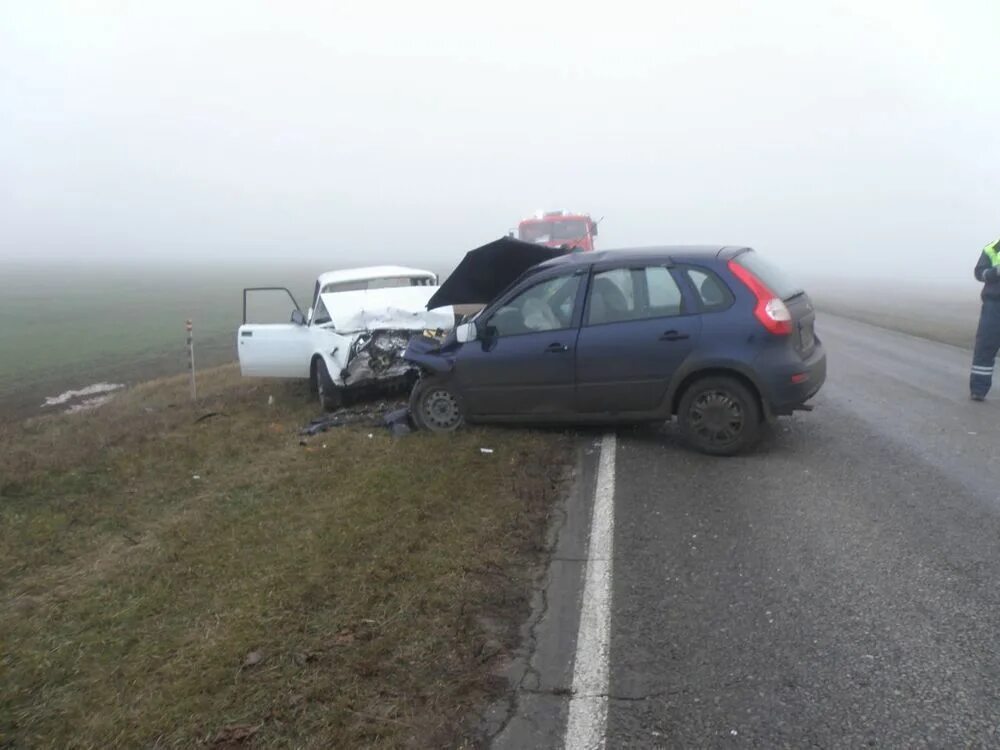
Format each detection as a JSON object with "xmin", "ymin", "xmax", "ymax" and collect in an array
[{"xmin": 2, "ymin": 0, "xmax": 998, "ymax": 284}]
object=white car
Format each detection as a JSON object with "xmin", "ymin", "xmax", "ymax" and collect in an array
[{"xmin": 238, "ymin": 265, "xmax": 455, "ymax": 410}]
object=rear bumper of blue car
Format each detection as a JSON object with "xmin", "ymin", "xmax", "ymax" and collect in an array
[{"xmin": 758, "ymin": 342, "xmax": 827, "ymax": 416}]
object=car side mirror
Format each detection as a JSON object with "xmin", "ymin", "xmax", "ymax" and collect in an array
[
  {"xmin": 456, "ymin": 321, "xmax": 477, "ymax": 343},
  {"xmin": 291, "ymin": 310, "xmax": 307, "ymax": 326},
  {"xmin": 591, "ymin": 223, "xmax": 599, "ymax": 236}
]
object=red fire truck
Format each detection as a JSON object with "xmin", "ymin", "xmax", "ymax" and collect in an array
[{"xmin": 515, "ymin": 210, "xmax": 599, "ymax": 252}]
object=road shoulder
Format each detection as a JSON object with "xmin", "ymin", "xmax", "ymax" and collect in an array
[{"xmin": 488, "ymin": 434, "xmax": 604, "ymax": 749}]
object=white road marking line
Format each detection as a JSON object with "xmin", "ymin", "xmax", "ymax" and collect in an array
[{"xmin": 565, "ymin": 432, "xmax": 617, "ymax": 750}]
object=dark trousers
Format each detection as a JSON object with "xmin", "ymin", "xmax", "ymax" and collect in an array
[{"xmin": 971, "ymin": 298, "xmax": 1000, "ymax": 396}]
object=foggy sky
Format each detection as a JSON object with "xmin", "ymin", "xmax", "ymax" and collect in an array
[{"xmin": 1, "ymin": 0, "xmax": 998, "ymax": 282}]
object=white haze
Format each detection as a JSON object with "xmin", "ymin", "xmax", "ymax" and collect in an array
[{"xmin": 1, "ymin": 0, "xmax": 998, "ymax": 284}]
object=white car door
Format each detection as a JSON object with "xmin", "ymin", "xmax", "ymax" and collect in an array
[
  {"xmin": 238, "ymin": 287, "xmax": 313, "ymax": 378},
  {"xmin": 238, "ymin": 323, "xmax": 313, "ymax": 378}
]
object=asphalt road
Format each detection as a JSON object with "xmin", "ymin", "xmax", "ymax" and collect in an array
[{"xmin": 493, "ymin": 313, "xmax": 1000, "ymax": 749}]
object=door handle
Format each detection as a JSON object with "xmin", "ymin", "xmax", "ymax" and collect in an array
[
  {"xmin": 659, "ymin": 330, "xmax": 690, "ymax": 342},
  {"xmin": 545, "ymin": 343, "xmax": 569, "ymax": 353}
]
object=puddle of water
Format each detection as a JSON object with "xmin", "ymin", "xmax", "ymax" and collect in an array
[
  {"xmin": 64, "ymin": 394, "xmax": 121, "ymax": 414},
  {"xmin": 41, "ymin": 382, "xmax": 125, "ymax": 412}
]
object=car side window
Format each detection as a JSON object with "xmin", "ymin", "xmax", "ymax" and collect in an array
[
  {"xmin": 685, "ymin": 267, "xmax": 733, "ymax": 312},
  {"xmin": 587, "ymin": 266, "xmax": 684, "ymax": 325},
  {"xmin": 487, "ymin": 274, "xmax": 582, "ymax": 337},
  {"xmin": 644, "ymin": 267, "xmax": 684, "ymax": 317},
  {"xmin": 587, "ymin": 268, "xmax": 640, "ymax": 325}
]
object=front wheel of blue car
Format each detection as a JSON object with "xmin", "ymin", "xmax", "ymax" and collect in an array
[
  {"xmin": 410, "ymin": 376, "xmax": 465, "ymax": 433},
  {"xmin": 678, "ymin": 376, "xmax": 761, "ymax": 456}
]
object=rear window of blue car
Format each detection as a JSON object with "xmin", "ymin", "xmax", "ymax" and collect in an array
[{"xmin": 734, "ymin": 251, "xmax": 803, "ymax": 300}]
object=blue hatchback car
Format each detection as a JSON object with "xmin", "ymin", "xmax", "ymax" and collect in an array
[{"xmin": 405, "ymin": 246, "xmax": 826, "ymax": 455}]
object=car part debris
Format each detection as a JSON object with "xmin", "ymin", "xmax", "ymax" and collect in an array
[
  {"xmin": 300, "ymin": 411, "xmax": 377, "ymax": 436},
  {"xmin": 382, "ymin": 406, "xmax": 414, "ymax": 437},
  {"xmin": 194, "ymin": 411, "xmax": 225, "ymax": 423},
  {"xmin": 298, "ymin": 399, "xmax": 411, "ymax": 438}
]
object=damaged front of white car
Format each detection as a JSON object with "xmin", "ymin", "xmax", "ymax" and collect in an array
[{"xmin": 237, "ymin": 266, "xmax": 455, "ymax": 410}]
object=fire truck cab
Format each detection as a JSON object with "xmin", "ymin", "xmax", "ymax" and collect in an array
[{"xmin": 515, "ymin": 210, "xmax": 598, "ymax": 252}]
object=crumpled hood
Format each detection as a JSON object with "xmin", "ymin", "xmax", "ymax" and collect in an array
[
  {"xmin": 403, "ymin": 329, "xmax": 458, "ymax": 374},
  {"xmin": 319, "ymin": 286, "xmax": 454, "ymax": 333},
  {"xmin": 425, "ymin": 237, "xmax": 569, "ymax": 309}
]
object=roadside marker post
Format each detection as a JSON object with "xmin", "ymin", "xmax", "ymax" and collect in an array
[{"xmin": 186, "ymin": 319, "xmax": 197, "ymax": 401}]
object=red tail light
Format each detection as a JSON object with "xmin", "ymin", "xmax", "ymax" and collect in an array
[{"xmin": 727, "ymin": 260, "xmax": 793, "ymax": 336}]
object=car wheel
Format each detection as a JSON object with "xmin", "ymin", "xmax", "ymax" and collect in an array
[
  {"xmin": 410, "ymin": 376, "xmax": 465, "ymax": 432},
  {"xmin": 314, "ymin": 359, "xmax": 343, "ymax": 412},
  {"xmin": 678, "ymin": 376, "xmax": 761, "ymax": 456}
]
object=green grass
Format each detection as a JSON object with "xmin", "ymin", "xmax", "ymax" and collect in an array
[
  {"xmin": 0, "ymin": 367, "xmax": 571, "ymax": 748},
  {"xmin": 0, "ymin": 262, "xmax": 320, "ymax": 406}
]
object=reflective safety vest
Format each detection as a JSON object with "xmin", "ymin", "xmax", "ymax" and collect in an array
[{"xmin": 986, "ymin": 240, "xmax": 1000, "ymax": 267}]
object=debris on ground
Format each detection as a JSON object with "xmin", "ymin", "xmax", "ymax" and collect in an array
[
  {"xmin": 211, "ymin": 723, "xmax": 262, "ymax": 747},
  {"xmin": 298, "ymin": 399, "xmax": 415, "ymax": 439},
  {"xmin": 194, "ymin": 411, "xmax": 225, "ymax": 424},
  {"xmin": 480, "ymin": 448, "xmax": 494, "ymax": 455},
  {"xmin": 242, "ymin": 650, "xmax": 265, "ymax": 668},
  {"xmin": 383, "ymin": 407, "xmax": 413, "ymax": 437},
  {"xmin": 300, "ymin": 411, "xmax": 377, "ymax": 435},
  {"xmin": 299, "ymin": 399, "xmax": 396, "ymax": 436}
]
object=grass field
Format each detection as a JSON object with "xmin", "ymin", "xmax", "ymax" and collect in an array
[
  {"xmin": 0, "ymin": 259, "xmax": 459, "ymax": 420},
  {"xmin": 0, "ymin": 262, "xmax": 324, "ymax": 417},
  {"xmin": 0, "ymin": 366, "xmax": 571, "ymax": 747},
  {"xmin": 807, "ymin": 279, "xmax": 980, "ymax": 350}
]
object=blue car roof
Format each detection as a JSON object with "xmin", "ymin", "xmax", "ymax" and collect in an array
[{"xmin": 537, "ymin": 245, "xmax": 752, "ymax": 270}]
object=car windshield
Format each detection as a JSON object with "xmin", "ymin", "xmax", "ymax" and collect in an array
[
  {"xmin": 551, "ymin": 220, "xmax": 588, "ymax": 240},
  {"xmin": 519, "ymin": 220, "xmax": 588, "ymax": 244},
  {"xmin": 734, "ymin": 251, "xmax": 803, "ymax": 300},
  {"xmin": 322, "ymin": 276, "xmax": 434, "ymax": 293},
  {"xmin": 519, "ymin": 222, "xmax": 553, "ymax": 243}
]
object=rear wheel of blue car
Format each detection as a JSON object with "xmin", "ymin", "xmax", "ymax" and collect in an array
[
  {"xmin": 410, "ymin": 376, "xmax": 465, "ymax": 432},
  {"xmin": 678, "ymin": 376, "xmax": 761, "ymax": 456}
]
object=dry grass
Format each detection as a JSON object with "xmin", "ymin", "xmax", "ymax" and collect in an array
[{"xmin": 0, "ymin": 366, "xmax": 571, "ymax": 748}]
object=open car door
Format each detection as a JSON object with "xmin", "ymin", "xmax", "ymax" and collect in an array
[{"xmin": 238, "ymin": 288, "xmax": 313, "ymax": 378}]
